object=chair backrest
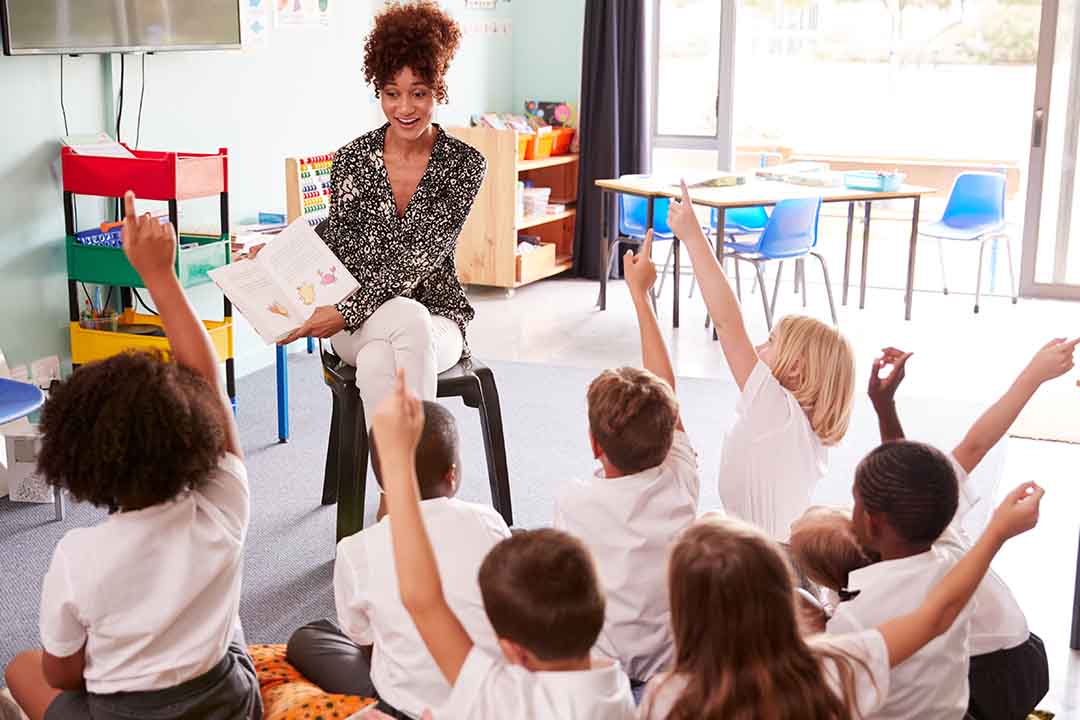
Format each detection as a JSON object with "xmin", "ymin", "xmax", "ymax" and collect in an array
[
  {"xmin": 757, "ymin": 197, "xmax": 822, "ymax": 259},
  {"xmin": 717, "ymin": 205, "xmax": 769, "ymax": 232},
  {"xmin": 618, "ymin": 174, "xmax": 673, "ymax": 238},
  {"xmin": 941, "ymin": 172, "xmax": 1006, "ymax": 228}
]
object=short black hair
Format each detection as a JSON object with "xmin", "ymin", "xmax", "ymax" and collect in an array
[
  {"xmin": 37, "ymin": 351, "xmax": 227, "ymax": 511},
  {"xmin": 477, "ymin": 529, "xmax": 605, "ymax": 661},
  {"xmin": 371, "ymin": 401, "xmax": 459, "ymax": 499},
  {"xmin": 855, "ymin": 441, "xmax": 958, "ymax": 546}
]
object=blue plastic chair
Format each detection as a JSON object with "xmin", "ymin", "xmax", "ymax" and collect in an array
[
  {"xmin": 919, "ymin": 172, "xmax": 1015, "ymax": 313},
  {"xmin": 719, "ymin": 197, "xmax": 837, "ymax": 330},
  {"xmin": 598, "ymin": 175, "xmax": 678, "ymax": 306}
]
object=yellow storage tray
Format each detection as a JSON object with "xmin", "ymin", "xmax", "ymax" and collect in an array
[{"xmin": 70, "ymin": 310, "xmax": 233, "ymax": 365}]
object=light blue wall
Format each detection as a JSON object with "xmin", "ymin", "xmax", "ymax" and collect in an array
[
  {"xmin": 0, "ymin": 0, "xmax": 515, "ymax": 376},
  {"xmin": 511, "ymin": 0, "xmax": 586, "ymax": 117}
]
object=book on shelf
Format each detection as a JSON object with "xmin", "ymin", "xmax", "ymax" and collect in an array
[{"xmin": 208, "ymin": 219, "xmax": 359, "ymax": 344}]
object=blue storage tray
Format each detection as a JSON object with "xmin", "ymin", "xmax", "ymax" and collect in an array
[
  {"xmin": 75, "ymin": 226, "xmax": 123, "ymax": 248},
  {"xmin": 844, "ymin": 171, "xmax": 906, "ymax": 192}
]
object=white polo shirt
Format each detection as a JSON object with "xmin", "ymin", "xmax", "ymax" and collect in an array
[
  {"xmin": 827, "ymin": 520, "xmax": 973, "ymax": 718},
  {"xmin": 437, "ymin": 646, "xmax": 636, "ymax": 720},
  {"xmin": 638, "ymin": 629, "xmax": 890, "ymax": 719},
  {"xmin": 335, "ymin": 497, "xmax": 511, "ymax": 717},
  {"xmin": 553, "ymin": 430, "xmax": 700, "ymax": 681},
  {"xmin": 39, "ymin": 453, "xmax": 249, "ymax": 694},
  {"xmin": 718, "ymin": 361, "xmax": 828, "ymax": 541}
]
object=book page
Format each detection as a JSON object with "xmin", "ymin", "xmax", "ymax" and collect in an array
[
  {"xmin": 257, "ymin": 219, "xmax": 360, "ymax": 313},
  {"xmin": 208, "ymin": 261, "xmax": 303, "ymax": 344}
]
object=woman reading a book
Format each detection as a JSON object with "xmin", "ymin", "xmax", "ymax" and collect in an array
[{"xmin": 254, "ymin": 1, "xmax": 484, "ymax": 411}]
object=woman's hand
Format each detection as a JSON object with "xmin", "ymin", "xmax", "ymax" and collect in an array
[
  {"xmin": 246, "ymin": 243, "xmax": 266, "ymax": 260},
  {"xmin": 277, "ymin": 305, "xmax": 345, "ymax": 345}
]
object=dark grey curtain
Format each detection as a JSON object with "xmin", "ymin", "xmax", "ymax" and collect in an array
[{"xmin": 573, "ymin": 0, "xmax": 648, "ymax": 279}]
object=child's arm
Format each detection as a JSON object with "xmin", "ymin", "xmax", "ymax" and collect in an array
[
  {"xmin": 867, "ymin": 348, "xmax": 912, "ymax": 443},
  {"xmin": 623, "ymin": 230, "xmax": 684, "ymax": 431},
  {"xmin": 121, "ymin": 192, "xmax": 242, "ymax": 459},
  {"xmin": 952, "ymin": 338, "xmax": 1078, "ymax": 473},
  {"xmin": 41, "ymin": 645, "xmax": 86, "ymax": 691},
  {"xmin": 666, "ymin": 181, "xmax": 758, "ymax": 389},
  {"xmin": 875, "ymin": 482, "xmax": 1043, "ymax": 667},
  {"xmin": 374, "ymin": 370, "xmax": 473, "ymax": 685}
]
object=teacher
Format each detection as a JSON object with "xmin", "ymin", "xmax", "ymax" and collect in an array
[{"xmin": 270, "ymin": 1, "xmax": 485, "ymax": 410}]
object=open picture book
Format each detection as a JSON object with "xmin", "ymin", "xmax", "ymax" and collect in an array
[{"xmin": 208, "ymin": 219, "xmax": 359, "ymax": 344}]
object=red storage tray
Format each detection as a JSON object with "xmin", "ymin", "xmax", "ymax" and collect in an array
[{"xmin": 62, "ymin": 145, "xmax": 228, "ymax": 200}]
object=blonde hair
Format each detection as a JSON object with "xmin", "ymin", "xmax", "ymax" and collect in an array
[
  {"xmin": 655, "ymin": 514, "xmax": 871, "ymax": 720},
  {"xmin": 789, "ymin": 506, "xmax": 875, "ymax": 593},
  {"xmin": 769, "ymin": 315, "xmax": 855, "ymax": 446},
  {"xmin": 587, "ymin": 367, "xmax": 678, "ymax": 474}
]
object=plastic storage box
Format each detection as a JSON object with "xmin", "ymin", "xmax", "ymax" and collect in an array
[
  {"xmin": 524, "ymin": 132, "xmax": 554, "ymax": 161},
  {"xmin": 550, "ymin": 128, "xmax": 575, "ymax": 156},
  {"xmin": 61, "ymin": 146, "xmax": 228, "ymax": 200},
  {"xmin": 843, "ymin": 171, "xmax": 906, "ymax": 192},
  {"xmin": 67, "ymin": 233, "xmax": 229, "ymax": 288},
  {"xmin": 70, "ymin": 309, "xmax": 232, "ymax": 365}
]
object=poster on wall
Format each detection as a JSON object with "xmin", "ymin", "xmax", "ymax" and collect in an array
[
  {"xmin": 276, "ymin": 0, "xmax": 331, "ymax": 27},
  {"xmin": 243, "ymin": 0, "xmax": 272, "ymax": 47}
]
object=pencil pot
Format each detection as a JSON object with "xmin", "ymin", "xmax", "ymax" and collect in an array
[{"xmin": 79, "ymin": 310, "xmax": 119, "ymax": 332}]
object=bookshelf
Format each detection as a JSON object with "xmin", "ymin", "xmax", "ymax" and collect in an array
[{"xmin": 447, "ymin": 127, "xmax": 579, "ymax": 290}]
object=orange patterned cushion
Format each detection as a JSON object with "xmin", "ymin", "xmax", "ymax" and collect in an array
[{"xmin": 249, "ymin": 644, "xmax": 377, "ymax": 720}]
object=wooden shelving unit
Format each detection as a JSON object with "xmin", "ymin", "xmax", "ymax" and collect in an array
[{"xmin": 448, "ymin": 127, "xmax": 579, "ymax": 290}]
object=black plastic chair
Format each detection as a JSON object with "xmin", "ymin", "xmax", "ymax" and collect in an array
[{"xmin": 320, "ymin": 344, "xmax": 513, "ymax": 541}]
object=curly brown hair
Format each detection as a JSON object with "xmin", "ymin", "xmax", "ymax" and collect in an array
[
  {"xmin": 587, "ymin": 367, "xmax": 679, "ymax": 474},
  {"xmin": 37, "ymin": 351, "xmax": 227, "ymax": 511},
  {"xmin": 363, "ymin": 0, "xmax": 462, "ymax": 103}
]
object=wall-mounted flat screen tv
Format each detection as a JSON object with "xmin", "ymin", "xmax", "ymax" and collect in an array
[{"xmin": 1, "ymin": 1, "xmax": 242, "ymax": 56}]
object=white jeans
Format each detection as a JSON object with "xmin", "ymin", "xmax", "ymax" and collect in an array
[{"xmin": 331, "ymin": 297, "xmax": 464, "ymax": 418}]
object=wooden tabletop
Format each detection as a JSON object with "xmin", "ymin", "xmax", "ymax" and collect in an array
[{"xmin": 594, "ymin": 177, "xmax": 937, "ymax": 209}]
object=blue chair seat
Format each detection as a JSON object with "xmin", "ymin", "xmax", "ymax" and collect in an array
[
  {"xmin": 919, "ymin": 219, "xmax": 1005, "ymax": 242},
  {"xmin": 0, "ymin": 378, "xmax": 44, "ymax": 425},
  {"xmin": 724, "ymin": 238, "xmax": 764, "ymax": 254}
]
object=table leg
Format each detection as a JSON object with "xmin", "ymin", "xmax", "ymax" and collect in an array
[
  {"xmin": 276, "ymin": 344, "xmax": 289, "ymax": 443},
  {"xmin": 712, "ymin": 208, "xmax": 726, "ymax": 341},
  {"xmin": 647, "ymin": 197, "xmax": 658, "ymax": 314},
  {"xmin": 599, "ymin": 189, "xmax": 609, "ymax": 311},
  {"xmin": 859, "ymin": 201, "xmax": 872, "ymax": 310},
  {"xmin": 673, "ymin": 236, "xmax": 681, "ymax": 329},
  {"xmin": 843, "ymin": 202, "xmax": 854, "ymax": 306},
  {"xmin": 905, "ymin": 196, "xmax": 921, "ymax": 321},
  {"xmin": 1072, "ymin": 529, "xmax": 1080, "ymax": 649}
]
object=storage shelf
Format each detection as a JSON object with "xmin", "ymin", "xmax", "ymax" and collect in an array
[
  {"xmin": 514, "ymin": 257, "xmax": 573, "ymax": 287},
  {"xmin": 70, "ymin": 311, "xmax": 233, "ymax": 366},
  {"xmin": 516, "ymin": 154, "xmax": 579, "ymax": 172},
  {"xmin": 516, "ymin": 208, "xmax": 576, "ymax": 231},
  {"xmin": 67, "ymin": 233, "xmax": 230, "ymax": 289},
  {"xmin": 61, "ymin": 146, "xmax": 227, "ymax": 201}
]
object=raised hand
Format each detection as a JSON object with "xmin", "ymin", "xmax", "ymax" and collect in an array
[
  {"xmin": 1022, "ymin": 337, "xmax": 1079, "ymax": 385},
  {"xmin": 868, "ymin": 347, "xmax": 913, "ymax": 408},
  {"xmin": 986, "ymin": 482, "xmax": 1044, "ymax": 543},
  {"xmin": 121, "ymin": 191, "xmax": 176, "ymax": 281},
  {"xmin": 666, "ymin": 180, "xmax": 701, "ymax": 241},
  {"xmin": 624, "ymin": 228, "xmax": 657, "ymax": 299},
  {"xmin": 371, "ymin": 369, "xmax": 425, "ymax": 469}
]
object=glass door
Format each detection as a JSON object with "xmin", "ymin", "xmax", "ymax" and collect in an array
[{"xmin": 1022, "ymin": 0, "xmax": 1080, "ymax": 299}]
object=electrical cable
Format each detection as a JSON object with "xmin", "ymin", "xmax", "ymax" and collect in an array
[
  {"xmin": 59, "ymin": 55, "xmax": 69, "ymax": 135},
  {"xmin": 116, "ymin": 54, "xmax": 125, "ymax": 142},
  {"xmin": 135, "ymin": 53, "xmax": 146, "ymax": 148},
  {"xmin": 132, "ymin": 288, "xmax": 159, "ymax": 316}
]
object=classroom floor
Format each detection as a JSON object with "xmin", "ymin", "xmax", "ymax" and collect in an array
[{"xmin": 465, "ymin": 274, "xmax": 1080, "ymax": 717}]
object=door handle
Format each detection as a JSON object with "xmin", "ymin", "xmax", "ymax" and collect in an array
[{"xmin": 1032, "ymin": 107, "xmax": 1045, "ymax": 148}]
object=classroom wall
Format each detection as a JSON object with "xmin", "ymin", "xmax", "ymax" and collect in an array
[
  {"xmin": 0, "ymin": 0, "xmax": 515, "ymax": 376},
  {"xmin": 511, "ymin": 0, "xmax": 587, "ymax": 117}
]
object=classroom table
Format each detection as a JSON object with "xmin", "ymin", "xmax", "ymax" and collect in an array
[{"xmin": 594, "ymin": 177, "xmax": 938, "ymax": 326}]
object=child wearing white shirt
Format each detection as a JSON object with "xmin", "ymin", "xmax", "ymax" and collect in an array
[
  {"xmin": 639, "ymin": 485, "xmax": 1043, "ymax": 720},
  {"xmin": 3, "ymin": 194, "xmax": 260, "ymax": 720},
  {"xmin": 666, "ymin": 182, "xmax": 855, "ymax": 541},
  {"xmin": 554, "ymin": 231, "xmax": 700, "ymax": 688},
  {"xmin": 286, "ymin": 402, "xmax": 510, "ymax": 718},
  {"xmin": 369, "ymin": 371, "xmax": 636, "ymax": 720}
]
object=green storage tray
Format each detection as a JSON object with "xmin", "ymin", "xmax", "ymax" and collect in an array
[{"xmin": 66, "ymin": 233, "xmax": 230, "ymax": 288}]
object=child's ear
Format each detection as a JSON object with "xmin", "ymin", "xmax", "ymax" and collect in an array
[
  {"xmin": 588, "ymin": 431, "xmax": 603, "ymax": 461},
  {"xmin": 498, "ymin": 638, "xmax": 529, "ymax": 667},
  {"xmin": 444, "ymin": 464, "xmax": 458, "ymax": 497}
]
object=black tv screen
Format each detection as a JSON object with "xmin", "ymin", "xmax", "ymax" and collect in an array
[{"xmin": 1, "ymin": 0, "xmax": 242, "ymax": 55}]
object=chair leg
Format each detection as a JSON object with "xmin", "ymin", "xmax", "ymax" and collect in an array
[
  {"xmin": 770, "ymin": 260, "xmax": 785, "ymax": 321},
  {"xmin": 336, "ymin": 391, "xmax": 368, "ymax": 542},
  {"xmin": 936, "ymin": 237, "xmax": 949, "ymax": 295},
  {"xmin": 813, "ymin": 252, "xmax": 839, "ymax": 326},
  {"xmin": 799, "ymin": 258, "xmax": 808, "ymax": 308},
  {"xmin": 1004, "ymin": 235, "xmax": 1019, "ymax": 304},
  {"xmin": 974, "ymin": 238, "xmax": 988, "ymax": 314},
  {"xmin": 322, "ymin": 393, "xmax": 341, "ymax": 505},
  {"xmin": 594, "ymin": 239, "xmax": 624, "ymax": 307},
  {"xmin": 656, "ymin": 240, "xmax": 675, "ymax": 300},
  {"xmin": 755, "ymin": 262, "xmax": 774, "ymax": 331},
  {"xmin": 733, "ymin": 257, "xmax": 742, "ymax": 301},
  {"xmin": 476, "ymin": 367, "xmax": 513, "ymax": 526}
]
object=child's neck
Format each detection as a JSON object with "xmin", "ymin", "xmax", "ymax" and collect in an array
[
  {"xmin": 875, "ymin": 539, "xmax": 933, "ymax": 562},
  {"xmin": 599, "ymin": 458, "xmax": 626, "ymax": 479},
  {"xmin": 529, "ymin": 654, "xmax": 593, "ymax": 672}
]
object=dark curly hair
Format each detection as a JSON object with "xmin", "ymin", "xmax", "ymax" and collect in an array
[
  {"xmin": 37, "ymin": 351, "xmax": 227, "ymax": 512},
  {"xmin": 363, "ymin": 0, "xmax": 462, "ymax": 103},
  {"xmin": 855, "ymin": 441, "xmax": 958, "ymax": 546}
]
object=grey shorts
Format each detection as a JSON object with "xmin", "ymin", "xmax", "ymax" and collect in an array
[{"xmin": 45, "ymin": 641, "xmax": 262, "ymax": 720}]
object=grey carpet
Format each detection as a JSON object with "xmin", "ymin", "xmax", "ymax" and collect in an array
[{"xmin": 0, "ymin": 353, "xmax": 1006, "ymax": 671}]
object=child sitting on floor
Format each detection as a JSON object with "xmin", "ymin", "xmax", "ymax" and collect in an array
[
  {"xmin": 287, "ymin": 402, "xmax": 510, "ymax": 719},
  {"xmin": 553, "ymin": 230, "xmax": 700, "ymax": 689},
  {"xmin": 789, "ymin": 505, "xmax": 878, "ymax": 614},
  {"xmin": 862, "ymin": 339, "xmax": 1074, "ymax": 720},
  {"xmin": 639, "ymin": 482, "xmax": 1044, "ymax": 720},
  {"xmin": 371, "ymin": 370, "xmax": 636, "ymax": 719},
  {"xmin": 3, "ymin": 193, "xmax": 261, "ymax": 720},
  {"xmin": 666, "ymin": 181, "xmax": 855, "ymax": 540}
]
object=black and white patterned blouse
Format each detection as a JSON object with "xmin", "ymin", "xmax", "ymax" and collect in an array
[{"xmin": 328, "ymin": 123, "xmax": 486, "ymax": 349}]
